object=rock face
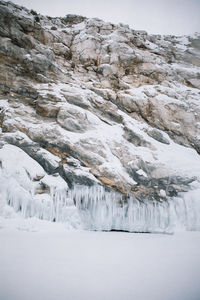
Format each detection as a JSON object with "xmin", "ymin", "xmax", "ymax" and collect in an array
[{"xmin": 0, "ymin": 0, "xmax": 200, "ymax": 214}]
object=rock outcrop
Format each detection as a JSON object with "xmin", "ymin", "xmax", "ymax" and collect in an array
[{"xmin": 0, "ymin": 0, "xmax": 200, "ymax": 215}]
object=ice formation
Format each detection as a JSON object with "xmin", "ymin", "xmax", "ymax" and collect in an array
[
  {"xmin": 71, "ymin": 185, "xmax": 200, "ymax": 233},
  {"xmin": 0, "ymin": 144, "xmax": 200, "ymax": 233},
  {"xmin": 1, "ymin": 173, "xmax": 200, "ymax": 233},
  {"xmin": 0, "ymin": 171, "xmax": 82, "ymax": 228},
  {"xmin": 0, "ymin": 145, "xmax": 81, "ymax": 229}
]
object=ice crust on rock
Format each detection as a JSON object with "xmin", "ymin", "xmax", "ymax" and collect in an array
[
  {"xmin": 0, "ymin": 143, "xmax": 200, "ymax": 233},
  {"xmin": 2, "ymin": 177, "xmax": 200, "ymax": 233},
  {"xmin": 0, "ymin": 145, "xmax": 81, "ymax": 228},
  {"xmin": 71, "ymin": 185, "xmax": 200, "ymax": 233}
]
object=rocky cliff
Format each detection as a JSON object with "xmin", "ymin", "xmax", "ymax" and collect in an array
[{"xmin": 0, "ymin": 0, "xmax": 200, "ymax": 231}]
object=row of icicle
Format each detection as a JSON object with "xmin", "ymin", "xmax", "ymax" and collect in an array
[{"xmin": 2, "ymin": 176, "xmax": 200, "ymax": 233}]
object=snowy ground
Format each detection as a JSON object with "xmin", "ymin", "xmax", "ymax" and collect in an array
[{"xmin": 0, "ymin": 222, "xmax": 200, "ymax": 300}]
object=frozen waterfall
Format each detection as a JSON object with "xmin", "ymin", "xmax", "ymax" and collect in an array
[
  {"xmin": 1, "ymin": 173, "xmax": 200, "ymax": 233},
  {"xmin": 1, "ymin": 144, "xmax": 199, "ymax": 233},
  {"xmin": 0, "ymin": 173, "xmax": 78, "ymax": 223},
  {"xmin": 71, "ymin": 185, "xmax": 200, "ymax": 233}
]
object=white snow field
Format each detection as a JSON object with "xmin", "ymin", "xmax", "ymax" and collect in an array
[{"xmin": 0, "ymin": 224, "xmax": 200, "ymax": 300}]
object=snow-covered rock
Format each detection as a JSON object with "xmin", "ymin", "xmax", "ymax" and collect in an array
[{"xmin": 0, "ymin": 0, "xmax": 200, "ymax": 232}]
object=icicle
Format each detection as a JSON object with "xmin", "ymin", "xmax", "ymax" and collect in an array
[
  {"xmin": 72, "ymin": 184, "xmax": 200, "ymax": 233},
  {"xmin": 1, "ymin": 165, "xmax": 200, "ymax": 233}
]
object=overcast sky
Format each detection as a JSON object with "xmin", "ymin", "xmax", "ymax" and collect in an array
[{"xmin": 10, "ymin": 0, "xmax": 200, "ymax": 35}]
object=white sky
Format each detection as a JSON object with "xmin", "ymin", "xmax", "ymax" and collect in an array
[{"xmin": 9, "ymin": 0, "xmax": 200, "ymax": 35}]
